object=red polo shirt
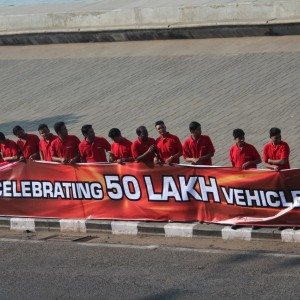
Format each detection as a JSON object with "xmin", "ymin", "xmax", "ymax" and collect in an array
[
  {"xmin": 230, "ymin": 142, "xmax": 260, "ymax": 169},
  {"xmin": 182, "ymin": 135, "xmax": 215, "ymax": 165},
  {"xmin": 131, "ymin": 137, "xmax": 156, "ymax": 162},
  {"xmin": 17, "ymin": 134, "xmax": 40, "ymax": 159},
  {"xmin": 79, "ymin": 136, "xmax": 111, "ymax": 163},
  {"xmin": 111, "ymin": 138, "xmax": 132, "ymax": 160},
  {"xmin": 50, "ymin": 135, "xmax": 80, "ymax": 160},
  {"xmin": 39, "ymin": 134, "xmax": 57, "ymax": 161},
  {"xmin": 156, "ymin": 133, "xmax": 182, "ymax": 164},
  {"xmin": 263, "ymin": 141, "xmax": 290, "ymax": 170},
  {"xmin": 1, "ymin": 139, "xmax": 19, "ymax": 158}
]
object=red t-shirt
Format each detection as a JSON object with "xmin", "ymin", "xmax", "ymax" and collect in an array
[
  {"xmin": 0, "ymin": 139, "xmax": 19, "ymax": 158},
  {"xmin": 182, "ymin": 135, "xmax": 215, "ymax": 165},
  {"xmin": 156, "ymin": 133, "xmax": 182, "ymax": 164},
  {"xmin": 111, "ymin": 138, "xmax": 132, "ymax": 160},
  {"xmin": 50, "ymin": 135, "xmax": 80, "ymax": 160},
  {"xmin": 79, "ymin": 136, "xmax": 111, "ymax": 163},
  {"xmin": 17, "ymin": 133, "xmax": 40, "ymax": 159},
  {"xmin": 263, "ymin": 141, "xmax": 290, "ymax": 170},
  {"xmin": 230, "ymin": 142, "xmax": 260, "ymax": 169},
  {"xmin": 39, "ymin": 134, "xmax": 57, "ymax": 161},
  {"xmin": 131, "ymin": 137, "xmax": 156, "ymax": 162}
]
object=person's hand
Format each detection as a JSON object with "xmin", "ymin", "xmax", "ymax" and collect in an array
[
  {"xmin": 61, "ymin": 158, "xmax": 69, "ymax": 164},
  {"xmin": 272, "ymin": 165, "xmax": 279, "ymax": 171},
  {"xmin": 147, "ymin": 145, "xmax": 156, "ymax": 153},
  {"xmin": 242, "ymin": 162, "xmax": 251, "ymax": 170},
  {"xmin": 165, "ymin": 156, "xmax": 174, "ymax": 165},
  {"xmin": 116, "ymin": 158, "xmax": 124, "ymax": 164},
  {"xmin": 19, "ymin": 156, "xmax": 26, "ymax": 162},
  {"xmin": 154, "ymin": 157, "xmax": 163, "ymax": 166},
  {"xmin": 191, "ymin": 158, "xmax": 199, "ymax": 165},
  {"xmin": 69, "ymin": 158, "xmax": 78, "ymax": 165}
]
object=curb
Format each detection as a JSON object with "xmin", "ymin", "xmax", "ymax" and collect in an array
[
  {"xmin": 0, "ymin": 217, "xmax": 299, "ymax": 243},
  {"xmin": 1, "ymin": 23, "xmax": 300, "ymax": 46}
]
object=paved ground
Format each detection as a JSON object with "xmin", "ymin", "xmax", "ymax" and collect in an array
[
  {"xmin": 0, "ymin": 36, "xmax": 299, "ymax": 167},
  {"xmin": 0, "ymin": 231, "xmax": 299, "ymax": 299}
]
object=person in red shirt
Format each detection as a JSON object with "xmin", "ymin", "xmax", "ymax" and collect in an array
[
  {"xmin": 182, "ymin": 121, "xmax": 215, "ymax": 165},
  {"xmin": 263, "ymin": 127, "xmax": 290, "ymax": 171},
  {"xmin": 51, "ymin": 122, "xmax": 80, "ymax": 164},
  {"xmin": 108, "ymin": 128, "xmax": 133, "ymax": 164},
  {"xmin": 38, "ymin": 124, "xmax": 57, "ymax": 161},
  {"xmin": 155, "ymin": 120, "xmax": 182, "ymax": 165},
  {"xmin": 13, "ymin": 125, "xmax": 40, "ymax": 160},
  {"xmin": 0, "ymin": 132, "xmax": 20, "ymax": 162},
  {"xmin": 229, "ymin": 128, "xmax": 261, "ymax": 169},
  {"xmin": 79, "ymin": 124, "xmax": 111, "ymax": 163},
  {"xmin": 131, "ymin": 126, "xmax": 156, "ymax": 163}
]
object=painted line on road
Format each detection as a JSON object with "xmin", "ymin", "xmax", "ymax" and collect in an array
[
  {"xmin": 75, "ymin": 242, "xmax": 300, "ymax": 259},
  {"xmin": 0, "ymin": 237, "xmax": 299, "ymax": 258}
]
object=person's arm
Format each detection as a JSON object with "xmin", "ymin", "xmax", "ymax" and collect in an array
[
  {"xmin": 68, "ymin": 153, "xmax": 80, "ymax": 164},
  {"xmin": 135, "ymin": 145, "xmax": 156, "ymax": 163},
  {"xmin": 29, "ymin": 152, "xmax": 40, "ymax": 160},
  {"xmin": 242, "ymin": 158, "xmax": 262, "ymax": 170},
  {"xmin": 196, "ymin": 137, "xmax": 215, "ymax": 165},
  {"xmin": 262, "ymin": 145, "xmax": 278, "ymax": 170},
  {"xmin": 183, "ymin": 141, "xmax": 198, "ymax": 164},
  {"xmin": 267, "ymin": 158, "xmax": 288, "ymax": 166},
  {"xmin": 195, "ymin": 152, "xmax": 214, "ymax": 164},
  {"xmin": 3, "ymin": 143, "xmax": 20, "ymax": 162},
  {"xmin": 39, "ymin": 150, "xmax": 44, "ymax": 161},
  {"xmin": 3, "ymin": 155, "xmax": 19, "ymax": 162},
  {"xmin": 165, "ymin": 138, "xmax": 182, "ymax": 165}
]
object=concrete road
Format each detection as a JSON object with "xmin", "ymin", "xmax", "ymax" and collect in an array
[
  {"xmin": 0, "ymin": 230, "xmax": 299, "ymax": 299},
  {"xmin": 0, "ymin": 36, "xmax": 299, "ymax": 166}
]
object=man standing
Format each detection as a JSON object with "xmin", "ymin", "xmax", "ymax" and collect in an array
[
  {"xmin": 229, "ymin": 128, "xmax": 261, "ymax": 169},
  {"xmin": 182, "ymin": 121, "xmax": 215, "ymax": 165},
  {"xmin": 108, "ymin": 128, "xmax": 133, "ymax": 164},
  {"xmin": 79, "ymin": 124, "xmax": 111, "ymax": 163},
  {"xmin": 263, "ymin": 127, "xmax": 290, "ymax": 171},
  {"xmin": 51, "ymin": 122, "xmax": 80, "ymax": 164},
  {"xmin": 0, "ymin": 132, "xmax": 20, "ymax": 162},
  {"xmin": 131, "ymin": 126, "xmax": 156, "ymax": 163},
  {"xmin": 13, "ymin": 125, "xmax": 40, "ymax": 160},
  {"xmin": 155, "ymin": 120, "xmax": 182, "ymax": 165},
  {"xmin": 38, "ymin": 124, "xmax": 57, "ymax": 161}
]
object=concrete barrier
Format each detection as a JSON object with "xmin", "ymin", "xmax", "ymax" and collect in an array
[{"xmin": 0, "ymin": 0, "xmax": 299, "ymax": 44}]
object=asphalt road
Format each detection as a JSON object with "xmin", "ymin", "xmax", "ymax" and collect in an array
[
  {"xmin": 0, "ymin": 36, "xmax": 299, "ymax": 167},
  {"xmin": 0, "ymin": 231, "xmax": 299, "ymax": 299}
]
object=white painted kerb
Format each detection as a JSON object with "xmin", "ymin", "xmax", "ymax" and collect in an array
[
  {"xmin": 60, "ymin": 219, "xmax": 86, "ymax": 233},
  {"xmin": 10, "ymin": 218, "xmax": 35, "ymax": 231},
  {"xmin": 111, "ymin": 221, "xmax": 139, "ymax": 235},
  {"xmin": 164, "ymin": 223, "xmax": 196, "ymax": 237},
  {"xmin": 222, "ymin": 226, "xmax": 252, "ymax": 241}
]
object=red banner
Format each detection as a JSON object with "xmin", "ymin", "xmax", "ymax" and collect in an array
[{"xmin": 0, "ymin": 161, "xmax": 299, "ymax": 226}]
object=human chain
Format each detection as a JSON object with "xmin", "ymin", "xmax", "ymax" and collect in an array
[{"xmin": 0, "ymin": 121, "xmax": 290, "ymax": 171}]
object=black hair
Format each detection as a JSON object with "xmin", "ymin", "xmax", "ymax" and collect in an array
[
  {"xmin": 155, "ymin": 120, "xmax": 164, "ymax": 127},
  {"xmin": 269, "ymin": 127, "xmax": 281, "ymax": 137},
  {"xmin": 38, "ymin": 124, "xmax": 49, "ymax": 131},
  {"xmin": 81, "ymin": 124, "xmax": 92, "ymax": 136},
  {"xmin": 136, "ymin": 126, "xmax": 147, "ymax": 136},
  {"xmin": 189, "ymin": 121, "xmax": 201, "ymax": 132},
  {"xmin": 53, "ymin": 122, "xmax": 65, "ymax": 134},
  {"xmin": 233, "ymin": 128, "xmax": 245, "ymax": 139},
  {"xmin": 108, "ymin": 128, "xmax": 121, "ymax": 139},
  {"xmin": 12, "ymin": 125, "xmax": 23, "ymax": 135},
  {"xmin": 0, "ymin": 132, "xmax": 5, "ymax": 141}
]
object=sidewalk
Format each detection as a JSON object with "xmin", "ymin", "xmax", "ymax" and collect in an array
[{"xmin": 0, "ymin": 0, "xmax": 299, "ymax": 44}]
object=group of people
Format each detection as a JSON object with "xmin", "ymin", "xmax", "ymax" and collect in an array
[{"xmin": 0, "ymin": 120, "xmax": 290, "ymax": 171}]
